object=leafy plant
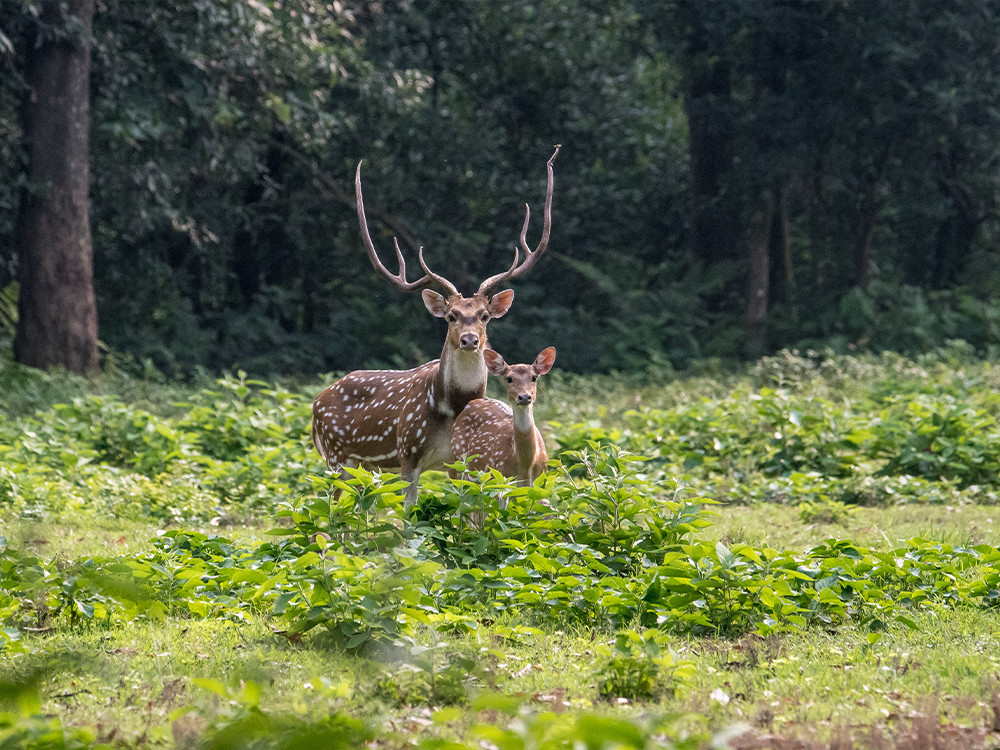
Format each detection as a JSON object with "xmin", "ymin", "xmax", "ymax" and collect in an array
[
  {"xmin": 374, "ymin": 639, "xmax": 483, "ymax": 707},
  {"xmin": 798, "ymin": 497, "xmax": 857, "ymax": 525},
  {"xmin": 595, "ymin": 629, "xmax": 694, "ymax": 702}
]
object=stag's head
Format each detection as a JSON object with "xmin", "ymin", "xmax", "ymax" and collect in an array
[
  {"xmin": 353, "ymin": 146, "xmax": 560, "ymax": 356},
  {"xmin": 422, "ymin": 289, "xmax": 514, "ymax": 354}
]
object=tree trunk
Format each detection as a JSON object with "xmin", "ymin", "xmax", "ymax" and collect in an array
[
  {"xmin": 746, "ymin": 190, "xmax": 775, "ymax": 360},
  {"xmin": 852, "ymin": 179, "xmax": 880, "ymax": 289},
  {"xmin": 13, "ymin": 0, "xmax": 99, "ymax": 374},
  {"xmin": 685, "ymin": 59, "xmax": 738, "ymax": 265},
  {"xmin": 929, "ymin": 151, "xmax": 983, "ymax": 289},
  {"xmin": 233, "ymin": 130, "xmax": 289, "ymax": 313},
  {"xmin": 852, "ymin": 142, "xmax": 891, "ymax": 289},
  {"xmin": 776, "ymin": 186, "xmax": 795, "ymax": 296}
]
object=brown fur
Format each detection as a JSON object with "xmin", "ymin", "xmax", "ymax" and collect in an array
[
  {"xmin": 311, "ymin": 290, "xmax": 514, "ymax": 507},
  {"xmin": 450, "ymin": 347, "xmax": 556, "ymax": 488}
]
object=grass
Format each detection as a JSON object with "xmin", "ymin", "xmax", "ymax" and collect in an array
[
  {"xmin": 12, "ymin": 610, "xmax": 1000, "ymax": 747},
  {"xmin": 2, "ymin": 513, "xmax": 270, "ymax": 560},
  {"xmin": 705, "ymin": 503, "xmax": 1000, "ymax": 551},
  {"xmin": 5, "ymin": 346, "xmax": 1000, "ymax": 748}
]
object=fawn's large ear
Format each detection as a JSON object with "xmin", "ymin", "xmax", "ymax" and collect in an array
[
  {"xmin": 533, "ymin": 347, "xmax": 556, "ymax": 375},
  {"xmin": 483, "ymin": 348, "xmax": 508, "ymax": 376},
  {"xmin": 488, "ymin": 289, "xmax": 514, "ymax": 318},
  {"xmin": 422, "ymin": 289, "xmax": 448, "ymax": 318}
]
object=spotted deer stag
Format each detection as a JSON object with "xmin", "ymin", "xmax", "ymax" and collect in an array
[
  {"xmin": 312, "ymin": 147, "xmax": 560, "ymax": 507},
  {"xmin": 450, "ymin": 346, "xmax": 556, "ymax": 490}
]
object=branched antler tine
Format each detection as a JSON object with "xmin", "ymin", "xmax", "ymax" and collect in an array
[
  {"xmin": 515, "ymin": 144, "xmax": 559, "ymax": 268},
  {"xmin": 478, "ymin": 145, "xmax": 560, "ymax": 296},
  {"xmin": 475, "ymin": 247, "xmax": 520, "ymax": 297},
  {"xmin": 418, "ymin": 246, "xmax": 459, "ymax": 297},
  {"xmin": 355, "ymin": 160, "xmax": 431, "ymax": 292},
  {"xmin": 392, "ymin": 237, "xmax": 408, "ymax": 279},
  {"xmin": 517, "ymin": 202, "xmax": 532, "ymax": 256}
]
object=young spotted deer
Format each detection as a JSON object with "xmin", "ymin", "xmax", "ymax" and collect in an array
[
  {"xmin": 312, "ymin": 147, "xmax": 560, "ymax": 507},
  {"xmin": 450, "ymin": 347, "xmax": 556, "ymax": 489}
]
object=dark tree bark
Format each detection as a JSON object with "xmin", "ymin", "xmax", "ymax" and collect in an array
[
  {"xmin": 746, "ymin": 189, "xmax": 775, "ymax": 359},
  {"xmin": 13, "ymin": 0, "xmax": 99, "ymax": 374},
  {"xmin": 233, "ymin": 130, "xmax": 289, "ymax": 312},
  {"xmin": 776, "ymin": 186, "xmax": 795, "ymax": 297},
  {"xmin": 684, "ymin": 55, "xmax": 738, "ymax": 265},
  {"xmin": 930, "ymin": 204, "xmax": 980, "ymax": 289},
  {"xmin": 852, "ymin": 179, "xmax": 881, "ymax": 289},
  {"xmin": 852, "ymin": 142, "xmax": 891, "ymax": 289},
  {"xmin": 929, "ymin": 148, "xmax": 984, "ymax": 288},
  {"xmin": 666, "ymin": 0, "xmax": 739, "ymax": 267}
]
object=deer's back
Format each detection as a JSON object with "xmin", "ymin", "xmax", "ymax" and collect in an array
[{"xmin": 312, "ymin": 360, "xmax": 439, "ymax": 470}]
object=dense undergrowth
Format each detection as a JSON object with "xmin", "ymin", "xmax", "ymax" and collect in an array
[{"xmin": 3, "ymin": 344, "xmax": 1000, "ymax": 748}]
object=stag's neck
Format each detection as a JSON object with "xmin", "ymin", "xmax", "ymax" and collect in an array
[
  {"xmin": 512, "ymin": 405, "xmax": 538, "ymax": 467},
  {"xmin": 433, "ymin": 345, "xmax": 487, "ymax": 417}
]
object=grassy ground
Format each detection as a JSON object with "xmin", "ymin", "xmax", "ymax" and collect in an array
[
  {"xmin": 11, "ymin": 608, "xmax": 1000, "ymax": 748},
  {"xmin": 7, "ymin": 494, "xmax": 1000, "ymax": 562},
  {"xmin": 708, "ymin": 503, "xmax": 1000, "ymax": 551},
  {"xmin": 7, "ymin": 499, "xmax": 1000, "ymax": 748},
  {"xmin": 5, "ymin": 348, "xmax": 1000, "ymax": 748}
]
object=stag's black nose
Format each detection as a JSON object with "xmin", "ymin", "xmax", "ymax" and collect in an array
[{"xmin": 459, "ymin": 333, "xmax": 479, "ymax": 350}]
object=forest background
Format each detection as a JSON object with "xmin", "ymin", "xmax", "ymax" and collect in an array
[{"xmin": 2, "ymin": 0, "xmax": 1000, "ymax": 377}]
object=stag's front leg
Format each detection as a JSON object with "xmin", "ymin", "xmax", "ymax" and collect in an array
[{"xmin": 400, "ymin": 463, "xmax": 420, "ymax": 508}]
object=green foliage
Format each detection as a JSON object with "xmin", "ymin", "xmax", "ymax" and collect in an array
[
  {"xmin": 184, "ymin": 678, "xmax": 374, "ymax": 750},
  {"xmin": 605, "ymin": 348, "xmax": 1000, "ymax": 495},
  {"xmin": 4, "ymin": 1, "xmax": 1000, "ymax": 372},
  {"xmin": 0, "ymin": 370, "xmax": 315, "ymax": 522},
  {"xmin": 6, "ymin": 448, "xmax": 998, "ymax": 647},
  {"xmin": 5, "ymin": 354, "xmax": 1000, "ymax": 745},
  {"xmin": 797, "ymin": 496, "xmax": 857, "ymax": 525},
  {"xmin": 373, "ymin": 640, "xmax": 484, "ymax": 707},
  {"xmin": 595, "ymin": 629, "xmax": 695, "ymax": 702}
]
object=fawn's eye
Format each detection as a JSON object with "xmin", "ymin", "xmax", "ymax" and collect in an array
[
  {"xmin": 506, "ymin": 377, "xmax": 513, "ymax": 383},
  {"xmin": 531, "ymin": 375, "xmax": 538, "ymax": 381}
]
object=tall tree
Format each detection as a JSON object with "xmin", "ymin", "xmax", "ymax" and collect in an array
[
  {"xmin": 13, "ymin": 0, "xmax": 98, "ymax": 373},
  {"xmin": 667, "ymin": 1, "xmax": 739, "ymax": 267}
]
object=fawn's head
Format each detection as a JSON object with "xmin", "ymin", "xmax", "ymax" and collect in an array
[
  {"xmin": 353, "ymin": 146, "xmax": 560, "ymax": 354},
  {"xmin": 485, "ymin": 347, "xmax": 556, "ymax": 407}
]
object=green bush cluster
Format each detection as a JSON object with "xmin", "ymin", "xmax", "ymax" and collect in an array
[
  {"xmin": 621, "ymin": 387, "xmax": 1000, "ymax": 489},
  {"xmin": 0, "ymin": 373, "xmax": 315, "ymax": 522},
  {"xmin": 4, "ymin": 447, "xmax": 1000, "ymax": 659}
]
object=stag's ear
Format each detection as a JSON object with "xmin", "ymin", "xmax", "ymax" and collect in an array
[
  {"xmin": 483, "ymin": 348, "xmax": 508, "ymax": 376},
  {"xmin": 422, "ymin": 289, "xmax": 448, "ymax": 318},
  {"xmin": 533, "ymin": 347, "xmax": 556, "ymax": 375},
  {"xmin": 488, "ymin": 289, "xmax": 514, "ymax": 318}
]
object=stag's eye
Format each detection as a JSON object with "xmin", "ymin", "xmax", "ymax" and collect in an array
[
  {"xmin": 446, "ymin": 313, "xmax": 457, "ymax": 323},
  {"xmin": 479, "ymin": 312, "xmax": 490, "ymax": 322}
]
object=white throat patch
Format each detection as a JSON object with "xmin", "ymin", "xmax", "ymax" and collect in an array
[
  {"xmin": 442, "ymin": 350, "xmax": 486, "ymax": 397},
  {"xmin": 512, "ymin": 404, "xmax": 534, "ymax": 432}
]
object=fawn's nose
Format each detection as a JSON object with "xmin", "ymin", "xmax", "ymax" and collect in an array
[
  {"xmin": 515, "ymin": 392, "xmax": 533, "ymax": 406},
  {"xmin": 459, "ymin": 333, "xmax": 480, "ymax": 350}
]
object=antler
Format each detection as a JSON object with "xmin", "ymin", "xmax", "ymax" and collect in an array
[
  {"xmin": 356, "ymin": 161, "xmax": 458, "ymax": 295},
  {"xmin": 477, "ymin": 145, "xmax": 561, "ymax": 297},
  {"xmin": 417, "ymin": 246, "xmax": 460, "ymax": 296}
]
